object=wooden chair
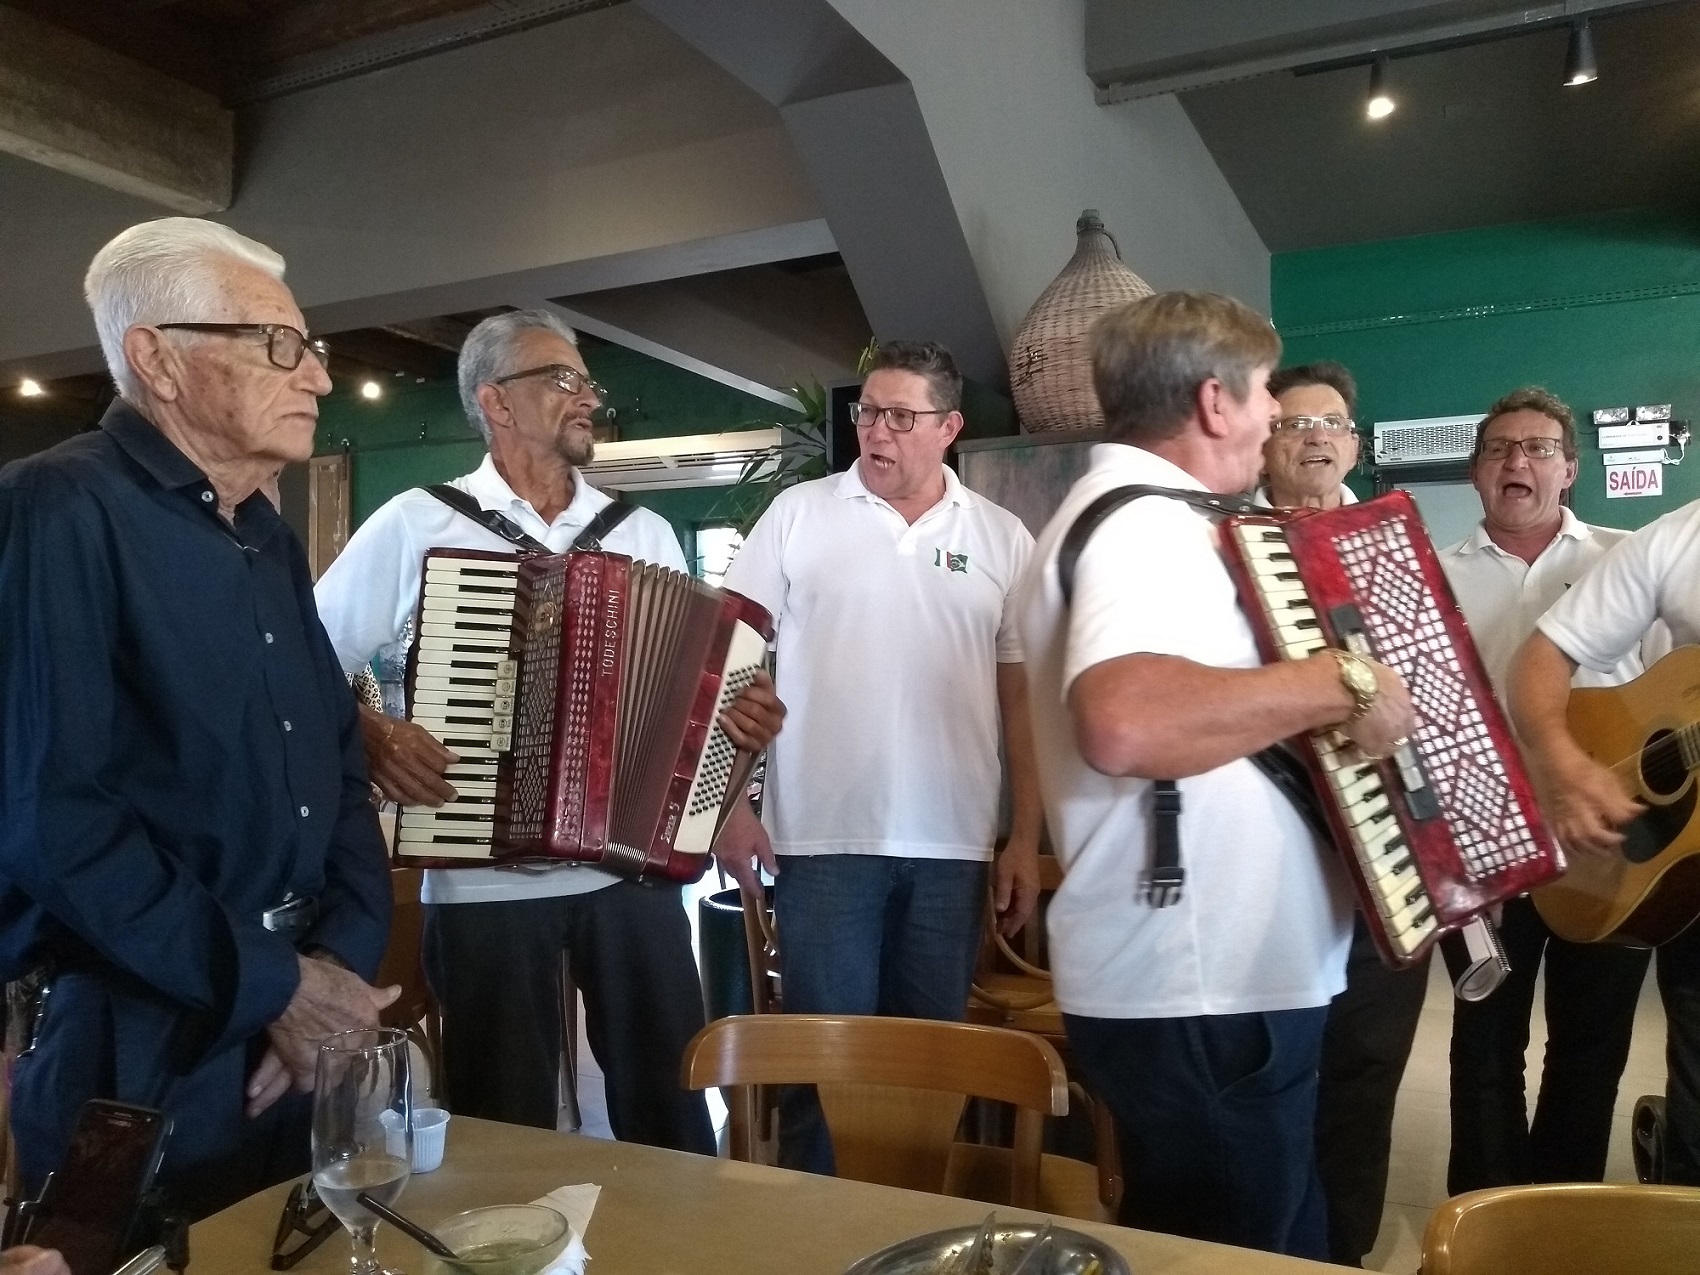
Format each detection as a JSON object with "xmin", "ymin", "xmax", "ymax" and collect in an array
[
  {"xmin": 682, "ymin": 1013, "xmax": 1068, "ymax": 1210},
  {"xmin": 964, "ymin": 852, "xmax": 1122, "ymax": 1221},
  {"xmin": 375, "ymin": 868, "xmax": 442, "ymax": 1099},
  {"xmin": 1422, "ymin": 1182, "xmax": 1700, "ymax": 1275}
]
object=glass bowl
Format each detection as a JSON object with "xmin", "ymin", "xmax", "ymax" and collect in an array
[{"xmin": 424, "ymin": 1204, "xmax": 572, "ymax": 1275}]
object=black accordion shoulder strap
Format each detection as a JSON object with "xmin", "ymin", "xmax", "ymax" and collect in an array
[
  {"xmin": 569, "ymin": 499, "xmax": 637, "ymax": 552},
  {"xmin": 1053, "ymin": 482, "xmax": 1329, "ymax": 909},
  {"xmin": 422, "ymin": 484, "xmax": 636, "ymax": 555},
  {"xmin": 423, "ymin": 484, "xmax": 550, "ymax": 554}
]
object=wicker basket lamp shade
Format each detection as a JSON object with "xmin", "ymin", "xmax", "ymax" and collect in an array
[{"xmin": 1009, "ymin": 210, "xmax": 1153, "ymax": 433}]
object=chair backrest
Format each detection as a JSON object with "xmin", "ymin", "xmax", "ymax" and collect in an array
[
  {"xmin": 1422, "ymin": 1182, "xmax": 1700, "ymax": 1275},
  {"xmin": 682, "ymin": 1014, "xmax": 1068, "ymax": 1205},
  {"xmin": 376, "ymin": 868, "xmax": 434, "ymax": 1037}
]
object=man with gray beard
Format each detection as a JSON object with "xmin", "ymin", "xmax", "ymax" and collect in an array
[{"xmin": 315, "ymin": 309, "xmax": 782, "ymax": 1151}]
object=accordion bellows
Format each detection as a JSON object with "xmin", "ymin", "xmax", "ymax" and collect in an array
[
  {"xmin": 1009, "ymin": 209, "xmax": 1153, "ymax": 434},
  {"xmin": 395, "ymin": 549, "xmax": 773, "ymax": 883}
]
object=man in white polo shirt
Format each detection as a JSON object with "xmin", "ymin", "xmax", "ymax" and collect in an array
[
  {"xmin": 1018, "ymin": 292, "xmax": 1414, "ymax": 1258},
  {"xmin": 1511, "ymin": 490, "xmax": 1700, "ymax": 1187},
  {"xmin": 1259, "ymin": 361, "xmax": 1361, "ymax": 511},
  {"xmin": 315, "ymin": 309, "xmax": 782, "ymax": 1155},
  {"xmin": 1438, "ymin": 387, "xmax": 1652, "ymax": 1198},
  {"xmin": 717, "ymin": 339, "xmax": 1042, "ymax": 1174}
]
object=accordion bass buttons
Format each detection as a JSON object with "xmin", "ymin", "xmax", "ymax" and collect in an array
[{"xmin": 492, "ymin": 659, "xmax": 517, "ymax": 751}]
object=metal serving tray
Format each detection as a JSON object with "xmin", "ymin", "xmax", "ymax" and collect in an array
[{"xmin": 843, "ymin": 1221, "xmax": 1130, "ymax": 1275}]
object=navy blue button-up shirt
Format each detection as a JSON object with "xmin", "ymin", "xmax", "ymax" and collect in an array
[{"xmin": 0, "ymin": 401, "xmax": 390, "ymax": 1063}]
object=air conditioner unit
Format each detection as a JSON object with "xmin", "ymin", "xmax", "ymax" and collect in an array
[
  {"xmin": 579, "ymin": 428, "xmax": 784, "ymax": 491},
  {"xmin": 1373, "ymin": 415, "xmax": 1480, "ymax": 467}
]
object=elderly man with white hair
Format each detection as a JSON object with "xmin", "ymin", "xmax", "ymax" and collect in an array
[
  {"xmin": 314, "ymin": 309, "xmax": 783, "ymax": 1153},
  {"xmin": 0, "ymin": 218, "xmax": 395, "ymax": 1218}
]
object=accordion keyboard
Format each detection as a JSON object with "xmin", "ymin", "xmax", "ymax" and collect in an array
[
  {"xmin": 396, "ymin": 556, "xmax": 521, "ymax": 857},
  {"xmin": 1231, "ymin": 522, "xmax": 1439, "ymax": 958}
]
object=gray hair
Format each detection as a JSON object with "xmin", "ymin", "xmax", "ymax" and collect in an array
[
  {"xmin": 457, "ymin": 309, "xmax": 580, "ymax": 443},
  {"xmin": 84, "ymin": 218, "xmax": 287, "ymax": 404}
]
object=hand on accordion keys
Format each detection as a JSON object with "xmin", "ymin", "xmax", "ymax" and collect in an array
[
  {"xmin": 1323, "ymin": 652, "xmax": 1416, "ymax": 764},
  {"xmin": 357, "ymin": 703, "xmax": 459, "ymax": 807}
]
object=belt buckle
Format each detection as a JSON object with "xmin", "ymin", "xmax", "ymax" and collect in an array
[{"xmin": 261, "ymin": 895, "xmax": 315, "ymax": 934}]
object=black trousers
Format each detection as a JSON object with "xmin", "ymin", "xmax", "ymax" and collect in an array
[
  {"xmin": 1656, "ymin": 918, "xmax": 1700, "ymax": 1184},
  {"xmin": 11, "ymin": 972, "xmax": 311, "ymax": 1221},
  {"xmin": 1314, "ymin": 915, "xmax": 1431, "ymax": 1267},
  {"xmin": 1065, "ymin": 1007, "xmax": 1330, "ymax": 1261},
  {"xmin": 1446, "ymin": 895, "xmax": 1650, "ymax": 1194},
  {"xmin": 422, "ymin": 882, "xmax": 714, "ymax": 1155}
]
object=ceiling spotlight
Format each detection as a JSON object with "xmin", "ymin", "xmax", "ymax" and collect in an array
[
  {"xmin": 18, "ymin": 378, "xmax": 43, "ymax": 398},
  {"xmin": 1366, "ymin": 57, "xmax": 1395, "ymax": 120},
  {"xmin": 1565, "ymin": 19, "xmax": 1598, "ymax": 86},
  {"xmin": 360, "ymin": 380, "xmax": 382, "ymax": 400}
]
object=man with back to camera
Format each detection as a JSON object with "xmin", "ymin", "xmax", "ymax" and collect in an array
[
  {"xmin": 713, "ymin": 339, "xmax": 1044, "ymax": 1174},
  {"xmin": 0, "ymin": 217, "xmax": 394, "ymax": 1219},
  {"xmin": 1017, "ymin": 292, "xmax": 1415, "ymax": 1258},
  {"xmin": 314, "ymin": 308, "xmax": 784, "ymax": 1154},
  {"xmin": 1439, "ymin": 387, "xmax": 1653, "ymax": 1195}
]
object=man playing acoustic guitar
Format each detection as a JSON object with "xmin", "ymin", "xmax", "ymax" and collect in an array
[{"xmin": 1511, "ymin": 492, "xmax": 1700, "ymax": 1186}]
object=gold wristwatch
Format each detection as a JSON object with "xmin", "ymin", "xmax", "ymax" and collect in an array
[{"xmin": 1328, "ymin": 648, "xmax": 1379, "ymax": 724}]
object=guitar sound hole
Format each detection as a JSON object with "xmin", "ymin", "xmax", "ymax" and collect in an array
[{"xmin": 1641, "ymin": 729, "xmax": 1690, "ymax": 798}]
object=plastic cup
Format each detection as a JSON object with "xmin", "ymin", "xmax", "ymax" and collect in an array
[
  {"xmin": 425, "ymin": 1204, "xmax": 572, "ymax": 1275},
  {"xmin": 379, "ymin": 1106, "xmax": 451, "ymax": 1173}
]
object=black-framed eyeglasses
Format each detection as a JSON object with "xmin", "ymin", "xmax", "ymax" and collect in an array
[
  {"xmin": 492, "ymin": 364, "xmax": 605, "ymax": 400},
  {"xmin": 270, "ymin": 1179, "xmax": 339, "ymax": 1269},
  {"xmin": 1477, "ymin": 436, "xmax": 1564, "ymax": 461},
  {"xmin": 155, "ymin": 323, "xmax": 330, "ymax": 372},
  {"xmin": 848, "ymin": 402, "xmax": 949, "ymax": 433},
  {"xmin": 1275, "ymin": 414, "xmax": 1355, "ymax": 435}
]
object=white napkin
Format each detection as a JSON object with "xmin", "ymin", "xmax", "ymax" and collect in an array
[{"xmin": 528, "ymin": 1183, "xmax": 600, "ymax": 1274}]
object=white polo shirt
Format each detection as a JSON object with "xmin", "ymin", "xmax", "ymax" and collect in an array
[
  {"xmin": 1252, "ymin": 483, "xmax": 1360, "ymax": 509},
  {"xmin": 314, "ymin": 454, "xmax": 688, "ymax": 905},
  {"xmin": 1539, "ymin": 498, "xmax": 1700, "ymax": 673},
  {"xmin": 1017, "ymin": 443, "xmax": 1352, "ymax": 1020},
  {"xmin": 722, "ymin": 463, "xmax": 1032, "ymax": 862},
  {"xmin": 1439, "ymin": 509, "xmax": 1644, "ymax": 696}
]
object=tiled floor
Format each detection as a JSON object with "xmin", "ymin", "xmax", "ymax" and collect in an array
[{"xmin": 1364, "ymin": 955, "xmax": 1666, "ymax": 1273}]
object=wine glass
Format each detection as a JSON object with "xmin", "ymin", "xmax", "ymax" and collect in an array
[{"xmin": 312, "ymin": 1028, "xmax": 413, "ymax": 1275}]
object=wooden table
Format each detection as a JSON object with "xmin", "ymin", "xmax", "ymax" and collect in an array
[{"xmin": 194, "ymin": 1117, "xmax": 1336, "ymax": 1273}]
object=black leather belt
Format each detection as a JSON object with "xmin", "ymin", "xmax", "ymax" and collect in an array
[{"xmin": 261, "ymin": 894, "xmax": 318, "ymax": 940}]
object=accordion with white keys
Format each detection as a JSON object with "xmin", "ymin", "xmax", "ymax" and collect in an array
[
  {"xmin": 393, "ymin": 547, "xmax": 774, "ymax": 883},
  {"xmin": 1219, "ymin": 491, "xmax": 1564, "ymax": 969}
]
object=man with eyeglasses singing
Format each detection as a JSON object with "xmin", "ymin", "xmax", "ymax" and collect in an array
[
  {"xmin": 1260, "ymin": 360, "xmax": 1413, "ymax": 1268},
  {"xmin": 0, "ymin": 218, "xmax": 395, "ymax": 1218},
  {"xmin": 1258, "ymin": 362, "xmax": 1361, "ymax": 513},
  {"xmin": 1438, "ymin": 387, "xmax": 1655, "ymax": 1198},
  {"xmin": 313, "ymin": 309, "xmax": 783, "ymax": 1156},
  {"xmin": 715, "ymin": 340, "xmax": 1042, "ymax": 1175}
]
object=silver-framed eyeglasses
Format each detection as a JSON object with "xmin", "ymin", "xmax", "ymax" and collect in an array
[
  {"xmin": 1275, "ymin": 413, "xmax": 1355, "ymax": 434},
  {"xmin": 1478, "ymin": 436, "xmax": 1564, "ymax": 461},
  {"xmin": 155, "ymin": 322, "xmax": 330, "ymax": 371},
  {"xmin": 848, "ymin": 401, "xmax": 949, "ymax": 433},
  {"xmin": 492, "ymin": 363, "xmax": 605, "ymax": 400}
]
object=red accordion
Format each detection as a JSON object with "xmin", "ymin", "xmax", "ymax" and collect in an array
[
  {"xmin": 1220, "ymin": 491, "xmax": 1564, "ymax": 968},
  {"xmin": 393, "ymin": 548, "xmax": 773, "ymax": 883}
]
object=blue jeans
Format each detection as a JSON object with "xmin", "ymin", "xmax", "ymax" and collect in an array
[
  {"xmin": 1064, "ymin": 1007, "xmax": 1330, "ymax": 1260},
  {"xmin": 773, "ymin": 853, "xmax": 988, "ymax": 1172}
]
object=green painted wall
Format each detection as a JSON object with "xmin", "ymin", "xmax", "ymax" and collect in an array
[
  {"xmin": 1272, "ymin": 207, "xmax": 1700, "ymax": 527},
  {"xmin": 313, "ymin": 339, "xmax": 794, "ymax": 564}
]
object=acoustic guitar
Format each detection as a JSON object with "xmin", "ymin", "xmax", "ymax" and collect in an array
[{"xmin": 1534, "ymin": 645, "xmax": 1700, "ymax": 946}]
